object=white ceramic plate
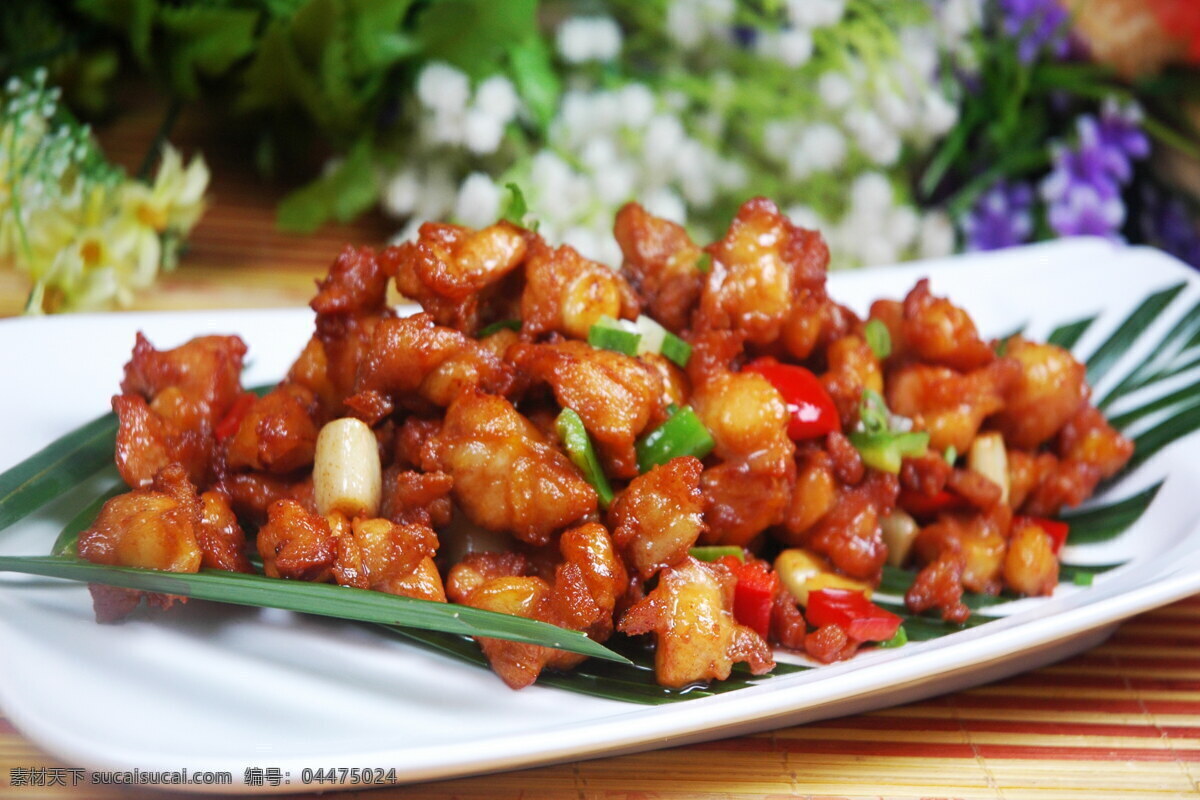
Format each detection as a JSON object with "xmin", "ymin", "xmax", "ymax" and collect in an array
[{"xmin": 2, "ymin": 238, "xmax": 1199, "ymax": 793}]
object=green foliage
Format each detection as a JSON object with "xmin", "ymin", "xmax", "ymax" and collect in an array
[{"xmin": 277, "ymin": 138, "xmax": 378, "ymax": 233}]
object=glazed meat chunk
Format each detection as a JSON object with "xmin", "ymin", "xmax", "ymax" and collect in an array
[
  {"xmin": 609, "ymin": 456, "xmax": 705, "ymax": 578},
  {"xmin": 78, "ymin": 464, "xmax": 247, "ymax": 621},
  {"xmin": 901, "ymin": 279, "xmax": 994, "ymax": 371},
  {"xmin": 447, "ymin": 524, "xmax": 627, "ymax": 689},
  {"xmin": 427, "ymin": 390, "xmax": 597, "ymax": 546},
  {"xmin": 992, "ymin": 337, "xmax": 1087, "ymax": 449},
  {"xmin": 618, "ymin": 557, "xmax": 774, "ymax": 688},
  {"xmin": 351, "ymin": 313, "xmax": 516, "ymax": 420},
  {"xmin": 389, "ymin": 221, "xmax": 528, "ymax": 332},
  {"xmin": 521, "ymin": 240, "xmax": 638, "ymax": 340},
  {"xmin": 121, "ymin": 333, "xmax": 247, "ymax": 430},
  {"xmin": 256, "ymin": 499, "xmax": 338, "ymax": 582},
  {"xmin": 510, "ymin": 340, "xmax": 663, "ymax": 478},
  {"xmin": 330, "ymin": 515, "xmax": 439, "ymax": 592},
  {"xmin": 310, "ymin": 245, "xmax": 392, "ymax": 316},
  {"xmin": 693, "ymin": 371, "xmax": 796, "ymax": 546},
  {"xmin": 114, "ymin": 333, "xmax": 248, "ymax": 487},
  {"xmin": 224, "ymin": 384, "xmax": 320, "ymax": 474},
  {"xmin": 697, "ymin": 197, "xmax": 829, "ymax": 350},
  {"xmin": 613, "ymin": 202, "xmax": 706, "ymax": 332},
  {"xmin": 887, "ymin": 360, "xmax": 1017, "ymax": 454}
]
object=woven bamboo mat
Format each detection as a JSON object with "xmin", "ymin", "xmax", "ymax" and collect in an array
[{"xmin": 1, "ymin": 91, "xmax": 1199, "ymax": 799}]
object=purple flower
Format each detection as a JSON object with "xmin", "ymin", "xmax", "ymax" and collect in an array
[
  {"xmin": 1040, "ymin": 102, "xmax": 1148, "ymax": 240},
  {"xmin": 998, "ymin": 0, "xmax": 1071, "ymax": 63},
  {"xmin": 1046, "ymin": 182, "xmax": 1125, "ymax": 239},
  {"xmin": 963, "ymin": 180, "xmax": 1035, "ymax": 250}
]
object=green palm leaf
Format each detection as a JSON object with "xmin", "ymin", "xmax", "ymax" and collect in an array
[
  {"xmin": 0, "ymin": 555, "xmax": 627, "ymax": 664},
  {"xmin": 1084, "ymin": 282, "xmax": 1185, "ymax": 386},
  {"xmin": 1046, "ymin": 315, "xmax": 1095, "ymax": 350}
]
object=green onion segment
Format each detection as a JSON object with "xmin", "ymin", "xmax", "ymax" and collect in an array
[
  {"xmin": 864, "ymin": 319, "xmax": 892, "ymax": 359},
  {"xmin": 556, "ymin": 408, "xmax": 615, "ymax": 508},
  {"xmin": 635, "ymin": 405, "xmax": 715, "ymax": 473},
  {"xmin": 688, "ymin": 545, "xmax": 745, "ymax": 563}
]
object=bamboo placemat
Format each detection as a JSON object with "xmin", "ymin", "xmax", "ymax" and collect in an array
[{"xmin": 1, "ymin": 91, "xmax": 1198, "ymax": 800}]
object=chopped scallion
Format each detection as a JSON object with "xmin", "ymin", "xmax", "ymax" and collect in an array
[
  {"xmin": 635, "ymin": 405, "xmax": 715, "ymax": 473},
  {"xmin": 864, "ymin": 319, "xmax": 892, "ymax": 359},
  {"xmin": 943, "ymin": 445, "xmax": 957, "ymax": 465},
  {"xmin": 556, "ymin": 408, "xmax": 614, "ymax": 508},
  {"xmin": 697, "ymin": 253, "xmax": 712, "ymax": 273},
  {"xmin": 849, "ymin": 431, "xmax": 930, "ymax": 474},
  {"xmin": 1073, "ymin": 571, "xmax": 1094, "ymax": 587},
  {"xmin": 660, "ymin": 330, "xmax": 692, "ymax": 368},
  {"xmin": 478, "ymin": 318, "xmax": 521, "ymax": 337},
  {"xmin": 588, "ymin": 321, "xmax": 642, "ymax": 357},
  {"xmin": 688, "ymin": 545, "xmax": 744, "ymax": 563}
]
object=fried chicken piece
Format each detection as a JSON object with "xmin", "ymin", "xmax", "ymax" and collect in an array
[
  {"xmin": 905, "ymin": 550, "xmax": 970, "ymax": 624},
  {"xmin": 288, "ymin": 311, "xmax": 389, "ymax": 420},
  {"xmin": 113, "ymin": 394, "xmax": 213, "ymax": 489},
  {"xmin": 609, "ymin": 456, "xmax": 705, "ymax": 578},
  {"xmin": 799, "ymin": 472, "xmax": 898, "ymax": 582},
  {"xmin": 913, "ymin": 504, "xmax": 1012, "ymax": 595},
  {"xmin": 1057, "ymin": 403, "xmax": 1134, "ymax": 480},
  {"xmin": 427, "ymin": 390, "xmax": 597, "ymax": 546},
  {"xmin": 79, "ymin": 463, "xmax": 203, "ymax": 573},
  {"xmin": 78, "ymin": 464, "xmax": 220, "ymax": 622},
  {"xmin": 196, "ymin": 491, "xmax": 253, "ymax": 573},
  {"xmin": 520, "ymin": 240, "xmax": 638, "ymax": 340},
  {"xmin": 375, "ymin": 556, "xmax": 446, "ymax": 602},
  {"xmin": 901, "ymin": 279, "xmax": 994, "ymax": 371},
  {"xmin": 389, "ymin": 221, "xmax": 528, "ymax": 332},
  {"xmin": 693, "ymin": 371, "xmax": 796, "ymax": 546},
  {"xmin": 213, "ymin": 472, "xmax": 314, "ymax": 526},
  {"xmin": 114, "ymin": 333, "xmax": 248, "ymax": 488},
  {"xmin": 886, "ymin": 360, "xmax": 1017, "ymax": 454},
  {"xmin": 510, "ymin": 340, "xmax": 663, "ymax": 478},
  {"xmin": 446, "ymin": 525, "xmax": 628, "ymax": 689},
  {"xmin": 618, "ymin": 557, "xmax": 774, "ymax": 688},
  {"xmin": 310, "ymin": 245, "xmax": 392, "ymax": 316},
  {"xmin": 783, "ymin": 448, "xmax": 838, "ymax": 541},
  {"xmin": 613, "ymin": 202, "xmax": 705, "ymax": 332},
  {"xmin": 822, "ymin": 334, "xmax": 884, "ymax": 428},
  {"xmin": 331, "ymin": 516, "xmax": 439, "ymax": 591},
  {"xmin": 805, "ymin": 623, "xmax": 860, "ymax": 664},
  {"xmin": 697, "ymin": 197, "xmax": 830, "ymax": 352},
  {"xmin": 121, "ymin": 333, "xmax": 247, "ymax": 430},
  {"xmin": 1018, "ymin": 404, "xmax": 1133, "ymax": 516},
  {"xmin": 380, "ymin": 468, "xmax": 453, "ymax": 528},
  {"xmin": 224, "ymin": 384, "xmax": 320, "ymax": 474},
  {"xmin": 256, "ymin": 499, "xmax": 337, "ymax": 582},
  {"xmin": 351, "ymin": 314, "xmax": 518, "ymax": 421},
  {"xmin": 1004, "ymin": 519, "xmax": 1059, "ymax": 597},
  {"xmin": 992, "ymin": 337, "xmax": 1088, "ymax": 449}
]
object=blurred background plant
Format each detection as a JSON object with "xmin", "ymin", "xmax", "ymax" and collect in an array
[{"xmin": 1, "ymin": 0, "xmax": 1198, "ymax": 311}]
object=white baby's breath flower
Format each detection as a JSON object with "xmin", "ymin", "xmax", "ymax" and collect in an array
[
  {"xmin": 886, "ymin": 205, "xmax": 920, "ymax": 250},
  {"xmin": 800, "ymin": 123, "xmax": 847, "ymax": 170},
  {"xmin": 786, "ymin": 0, "xmax": 846, "ymax": 28},
  {"xmin": 416, "ymin": 63, "xmax": 470, "ymax": 113},
  {"xmin": 557, "ymin": 16, "xmax": 623, "ymax": 64},
  {"xmin": 474, "ymin": 75, "xmax": 519, "ymax": 123},
  {"xmin": 763, "ymin": 120, "xmax": 796, "ymax": 160},
  {"xmin": 851, "ymin": 172, "xmax": 894, "ymax": 213},
  {"xmin": 918, "ymin": 211, "xmax": 957, "ymax": 259},
  {"xmin": 818, "ymin": 72, "xmax": 855, "ymax": 109},
  {"xmin": 785, "ymin": 204, "xmax": 823, "ymax": 230},
  {"xmin": 383, "ymin": 169, "xmax": 421, "ymax": 217},
  {"xmin": 617, "ymin": 83, "xmax": 656, "ymax": 128},
  {"xmin": 463, "ymin": 108, "xmax": 505, "ymax": 154},
  {"xmin": 453, "ymin": 172, "xmax": 503, "ymax": 228},
  {"xmin": 767, "ymin": 29, "xmax": 814, "ymax": 68}
]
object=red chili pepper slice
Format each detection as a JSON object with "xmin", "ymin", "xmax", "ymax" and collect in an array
[
  {"xmin": 805, "ymin": 588, "xmax": 902, "ymax": 643},
  {"xmin": 899, "ymin": 488, "xmax": 966, "ymax": 517},
  {"xmin": 742, "ymin": 358, "xmax": 840, "ymax": 440},
  {"xmin": 1014, "ymin": 515, "xmax": 1071, "ymax": 554},
  {"xmin": 717, "ymin": 555, "xmax": 779, "ymax": 639},
  {"xmin": 214, "ymin": 392, "xmax": 257, "ymax": 442}
]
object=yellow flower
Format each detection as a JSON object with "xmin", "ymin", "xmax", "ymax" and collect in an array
[{"xmin": 121, "ymin": 145, "xmax": 210, "ymax": 236}]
